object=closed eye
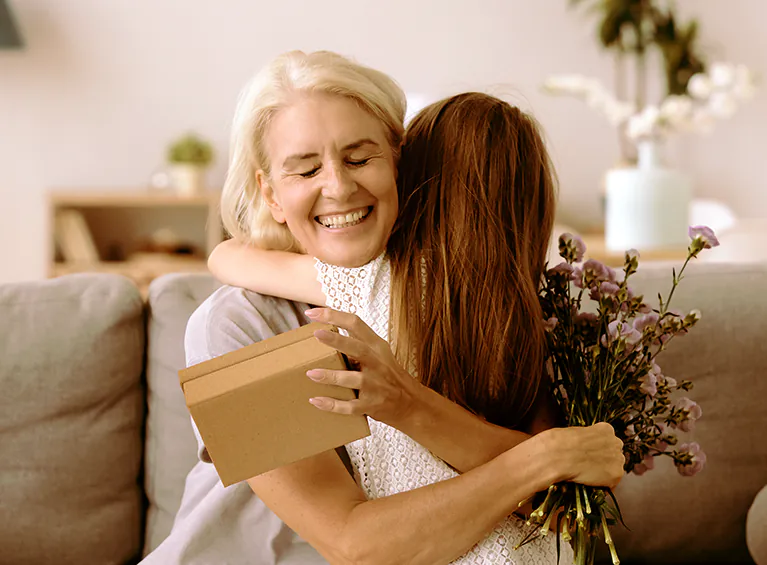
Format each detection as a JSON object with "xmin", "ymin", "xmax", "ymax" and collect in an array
[
  {"xmin": 299, "ymin": 167, "xmax": 320, "ymax": 178},
  {"xmin": 347, "ymin": 158, "xmax": 370, "ymax": 167}
]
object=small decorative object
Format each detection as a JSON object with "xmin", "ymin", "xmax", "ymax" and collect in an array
[
  {"xmin": 517, "ymin": 228, "xmax": 718, "ymax": 565},
  {"xmin": 545, "ymin": 1, "xmax": 757, "ymax": 251},
  {"xmin": 148, "ymin": 170, "xmax": 172, "ymax": 191},
  {"xmin": 167, "ymin": 133, "xmax": 214, "ymax": 196}
]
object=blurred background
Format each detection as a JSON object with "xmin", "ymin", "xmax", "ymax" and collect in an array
[{"xmin": 1, "ymin": 0, "xmax": 765, "ymax": 288}]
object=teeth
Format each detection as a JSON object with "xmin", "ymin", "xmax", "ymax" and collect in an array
[{"xmin": 319, "ymin": 208, "xmax": 370, "ymax": 228}]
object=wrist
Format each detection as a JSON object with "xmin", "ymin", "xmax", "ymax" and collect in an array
[
  {"xmin": 394, "ymin": 378, "xmax": 431, "ymax": 434},
  {"xmin": 527, "ymin": 428, "xmax": 570, "ymax": 487}
]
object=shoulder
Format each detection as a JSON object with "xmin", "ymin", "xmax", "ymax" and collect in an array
[{"xmin": 184, "ymin": 285, "xmax": 311, "ymax": 366}]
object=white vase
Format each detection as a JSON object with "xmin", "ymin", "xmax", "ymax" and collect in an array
[
  {"xmin": 169, "ymin": 164, "xmax": 207, "ymax": 197},
  {"xmin": 604, "ymin": 139, "xmax": 691, "ymax": 252}
]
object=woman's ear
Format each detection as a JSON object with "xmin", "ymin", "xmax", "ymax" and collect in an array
[{"xmin": 256, "ymin": 170, "xmax": 286, "ymax": 224}]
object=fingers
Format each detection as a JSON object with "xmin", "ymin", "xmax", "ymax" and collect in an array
[
  {"xmin": 313, "ymin": 329, "xmax": 373, "ymax": 365},
  {"xmin": 308, "ymin": 396, "xmax": 364, "ymax": 416},
  {"xmin": 306, "ymin": 368, "xmax": 363, "ymax": 390},
  {"xmin": 305, "ymin": 308, "xmax": 381, "ymax": 344}
]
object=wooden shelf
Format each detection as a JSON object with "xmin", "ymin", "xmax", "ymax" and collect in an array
[
  {"xmin": 49, "ymin": 188, "xmax": 219, "ymax": 207},
  {"xmin": 48, "ymin": 188, "xmax": 225, "ymax": 297}
]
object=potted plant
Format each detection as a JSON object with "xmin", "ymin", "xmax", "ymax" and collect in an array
[
  {"xmin": 167, "ymin": 133, "xmax": 214, "ymax": 196},
  {"xmin": 544, "ymin": 1, "xmax": 756, "ymax": 252}
]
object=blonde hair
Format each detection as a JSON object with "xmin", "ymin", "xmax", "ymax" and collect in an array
[{"xmin": 220, "ymin": 50, "xmax": 407, "ymax": 250}]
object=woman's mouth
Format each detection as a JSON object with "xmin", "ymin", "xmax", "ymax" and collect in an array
[{"xmin": 315, "ymin": 206, "xmax": 373, "ymax": 229}]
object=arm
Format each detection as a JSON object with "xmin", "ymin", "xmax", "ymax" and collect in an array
[
  {"xmin": 307, "ymin": 308, "xmax": 557, "ymax": 474},
  {"xmin": 400, "ymin": 377, "xmax": 561, "ymax": 473},
  {"xmin": 399, "ymin": 384, "xmax": 531, "ymax": 472},
  {"xmin": 248, "ymin": 423, "xmax": 623, "ymax": 565},
  {"xmin": 207, "ymin": 239, "xmax": 325, "ymax": 306},
  {"xmin": 209, "ymin": 245, "xmax": 554, "ymax": 473},
  {"xmin": 188, "ymin": 288, "xmax": 622, "ymax": 565}
]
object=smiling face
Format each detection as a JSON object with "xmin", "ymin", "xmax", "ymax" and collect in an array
[{"xmin": 257, "ymin": 93, "xmax": 398, "ymax": 268}]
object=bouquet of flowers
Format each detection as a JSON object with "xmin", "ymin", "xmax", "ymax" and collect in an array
[{"xmin": 517, "ymin": 226, "xmax": 719, "ymax": 564}]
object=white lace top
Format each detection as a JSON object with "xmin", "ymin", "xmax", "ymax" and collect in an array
[{"xmin": 315, "ymin": 254, "xmax": 573, "ymax": 564}]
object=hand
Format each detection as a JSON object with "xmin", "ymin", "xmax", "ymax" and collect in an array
[
  {"xmin": 540, "ymin": 422, "xmax": 625, "ymax": 489},
  {"xmin": 304, "ymin": 308, "xmax": 421, "ymax": 427}
]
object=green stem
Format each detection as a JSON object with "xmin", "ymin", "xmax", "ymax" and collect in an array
[{"xmin": 663, "ymin": 254, "xmax": 692, "ymax": 314}]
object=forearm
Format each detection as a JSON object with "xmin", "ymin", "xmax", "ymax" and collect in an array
[
  {"xmin": 337, "ymin": 440, "xmax": 558, "ymax": 565},
  {"xmin": 396, "ymin": 384, "xmax": 531, "ymax": 474},
  {"xmin": 252, "ymin": 424, "xmax": 621, "ymax": 565},
  {"xmin": 207, "ymin": 239, "xmax": 324, "ymax": 304}
]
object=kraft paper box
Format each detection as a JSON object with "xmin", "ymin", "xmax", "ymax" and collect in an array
[{"xmin": 179, "ymin": 322, "xmax": 370, "ymax": 487}]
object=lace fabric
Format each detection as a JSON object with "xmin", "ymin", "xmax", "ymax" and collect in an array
[{"xmin": 314, "ymin": 254, "xmax": 573, "ymax": 564}]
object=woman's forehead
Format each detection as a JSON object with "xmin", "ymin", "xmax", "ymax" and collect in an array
[{"xmin": 266, "ymin": 94, "xmax": 390, "ymax": 161}]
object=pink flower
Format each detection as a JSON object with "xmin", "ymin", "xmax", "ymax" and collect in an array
[
  {"xmin": 583, "ymin": 259, "xmax": 612, "ymax": 284},
  {"xmin": 633, "ymin": 312, "xmax": 660, "ymax": 332},
  {"xmin": 558, "ymin": 233, "xmax": 586, "ymax": 262},
  {"xmin": 543, "ymin": 317, "xmax": 558, "ymax": 331},
  {"xmin": 640, "ymin": 371, "xmax": 658, "ymax": 396},
  {"xmin": 676, "ymin": 397, "xmax": 703, "ymax": 432},
  {"xmin": 575, "ymin": 311, "xmax": 598, "ymax": 325},
  {"xmin": 660, "ymin": 310, "xmax": 685, "ymax": 335},
  {"xmin": 654, "ymin": 423, "xmax": 670, "ymax": 451},
  {"xmin": 683, "ymin": 309, "xmax": 702, "ymax": 328},
  {"xmin": 603, "ymin": 320, "xmax": 642, "ymax": 348},
  {"xmin": 571, "ymin": 235, "xmax": 586, "ymax": 262},
  {"xmin": 661, "ymin": 375, "xmax": 677, "ymax": 389},
  {"xmin": 572, "ymin": 266, "xmax": 584, "ymax": 288},
  {"xmin": 675, "ymin": 442, "xmax": 707, "ymax": 477},
  {"xmin": 591, "ymin": 280, "xmax": 621, "ymax": 302},
  {"xmin": 655, "ymin": 334, "xmax": 671, "ymax": 345},
  {"xmin": 632, "ymin": 453, "xmax": 656, "ymax": 476},
  {"xmin": 548, "ymin": 262, "xmax": 574, "ymax": 277},
  {"xmin": 688, "ymin": 226, "xmax": 720, "ymax": 249},
  {"xmin": 600, "ymin": 281, "xmax": 620, "ymax": 296},
  {"xmin": 637, "ymin": 302, "xmax": 653, "ymax": 314}
]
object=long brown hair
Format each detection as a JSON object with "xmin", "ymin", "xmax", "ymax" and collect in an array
[{"xmin": 388, "ymin": 92, "xmax": 557, "ymax": 429}]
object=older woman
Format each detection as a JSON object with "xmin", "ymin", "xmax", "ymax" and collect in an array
[{"xmin": 142, "ymin": 51, "xmax": 622, "ymax": 565}]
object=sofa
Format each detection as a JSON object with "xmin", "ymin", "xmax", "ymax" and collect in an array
[{"xmin": 0, "ymin": 263, "xmax": 765, "ymax": 565}]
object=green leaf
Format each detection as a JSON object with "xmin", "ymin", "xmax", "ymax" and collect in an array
[{"xmin": 607, "ymin": 488, "xmax": 631, "ymax": 530}]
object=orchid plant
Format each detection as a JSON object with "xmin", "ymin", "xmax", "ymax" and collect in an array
[
  {"xmin": 543, "ymin": 63, "xmax": 757, "ymax": 144},
  {"xmin": 517, "ymin": 226, "xmax": 719, "ymax": 564}
]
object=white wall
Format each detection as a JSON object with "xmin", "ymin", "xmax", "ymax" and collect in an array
[{"xmin": 1, "ymin": 0, "xmax": 765, "ymax": 283}]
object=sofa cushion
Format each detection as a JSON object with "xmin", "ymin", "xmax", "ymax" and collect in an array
[
  {"xmin": 603, "ymin": 262, "xmax": 767, "ymax": 563},
  {"xmin": 142, "ymin": 273, "xmax": 221, "ymax": 555},
  {"xmin": 0, "ymin": 274, "xmax": 145, "ymax": 565}
]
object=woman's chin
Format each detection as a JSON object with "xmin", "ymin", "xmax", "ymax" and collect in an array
[{"xmin": 314, "ymin": 241, "xmax": 382, "ymax": 268}]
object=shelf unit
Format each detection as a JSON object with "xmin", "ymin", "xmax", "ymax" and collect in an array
[{"xmin": 48, "ymin": 188, "xmax": 225, "ymax": 296}]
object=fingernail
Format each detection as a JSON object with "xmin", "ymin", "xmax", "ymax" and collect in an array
[
  {"xmin": 309, "ymin": 398, "xmax": 327, "ymax": 408},
  {"xmin": 305, "ymin": 309, "xmax": 320, "ymax": 318},
  {"xmin": 306, "ymin": 369, "xmax": 322, "ymax": 380}
]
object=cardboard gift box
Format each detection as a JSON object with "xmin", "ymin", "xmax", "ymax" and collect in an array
[{"xmin": 179, "ymin": 322, "xmax": 370, "ymax": 486}]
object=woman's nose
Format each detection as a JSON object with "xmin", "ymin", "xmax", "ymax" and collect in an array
[{"xmin": 322, "ymin": 162, "xmax": 357, "ymax": 200}]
